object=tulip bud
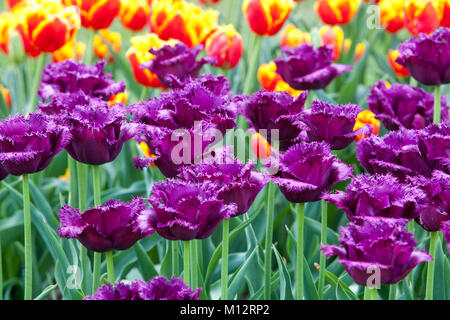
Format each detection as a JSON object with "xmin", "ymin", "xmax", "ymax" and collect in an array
[
  {"xmin": 205, "ymin": 25, "xmax": 243, "ymax": 69},
  {"xmin": 119, "ymin": 0, "xmax": 150, "ymax": 31},
  {"xmin": 94, "ymin": 29, "xmax": 121, "ymax": 62},
  {"xmin": 387, "ymin": 49, "xmax": 409, "ymax": 77},
  {"xmin": 319, "ymin": 25, "xmax": 344, "ymax": 61},
  {"xmin": 251, "ymin": 133, "xmax": 272, "ymax": 160},
  {"xmin": 354, "ymin": 110, "xmax": 380, "ymax": 141},
  {"xmin": 280, "ymin": 24, "xmax": 311, "ymax": 48},
  {"xmin": 242, "ymin": 0, "xmax": 293, "ymax": 36},
  {"xmin": 315, "ymin": 0, "xmax": 361, "ymax": 25},
  {"xmin": 76, "ymin": 0, "xmax": 120, "ymax": 30}
]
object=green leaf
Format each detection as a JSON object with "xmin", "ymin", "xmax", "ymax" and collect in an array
[
  {"xmin": 325, "ymin": 271, "xmax": 359, "ymax": 300},
  {"xmin": 227, "ymin": 247, "xmax": 258, "ymax": 299},
  {"xmin": 34, "ymin": 284, "xmax": 57, "ymax": 300},
  {"xmin": 135, "ymin": 242, "xmax": 158, "ymax": 281},
  {"xmin": 273, "ymin": 245, "xmax": 294, "ymax": 300}
]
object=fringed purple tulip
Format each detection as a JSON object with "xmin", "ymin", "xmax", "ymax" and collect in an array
[
  {"xmin": 325, "ymin": 174, "xmax": 425, "ymax": 220},
  {"xmin": 178, "ymin": 146, "xmax": 268, "ymax": 216},
  {"xmin": 0, "ymin": 113, "xmax": 71, "ymax": 176},
  {"xmin": 84, "ymin": 276, "xmax": 201, "ymax": 300},
  {"xmin": 396, "ymin": 28, "xmax": 450, "ymax": 85},
  {"xmin": 63, "ymin": 98, "xmax": 137, "ymax": 165},
  {"xmin": 321, "ymin": 217, "xmax": 432, "ymax": 286},
  {"xmin": 38, "ymin": 60, "xmax": 125, "ymax": 101},
  {"xmin": 141, "ymin": 43, "xmax": 216, "ymax": 88},
  {"xmin": 442, "ymin": 221, "xmax": 450, "ymax": 253},
  {"xmin": 242, "ymin": 90, "xmax": 308, "ymax": 151},
  {"xmin": 274, "ymin": 44, "xmax": 352, "ymax": 90},
  {"xmin": 367, "ymin": 81, "xmax": 449, "ymax": 130},
  {"xmin": 0, "ymin": 164, "xmax": 8, "ymax": 181},
  {"xmin": 409, "ymin": 171, "xmax": 450, "ymax": 232},
  {"xmin": 58, "ymin": 198, "xmax": 152, "ymax": 252},
  {"xmin": 272, "ymin": 141, "xmax": 353, "ymax": 203},
  {"xmin": 301, "ymin": 100, "xmax": 372, "ymax": 150},
  {"xmin": 137, "ymin": 179, "xmax": 237, "ymax": 241},
  {"xmin": 130, "ymin": 74, "xmax": 237, "ymax": 177},
  {"xmin": 356, "ymin": 129, "xmax": 432, "ymax": 181},
  {"xmin": 418, "ymin": 123, "xmax": 450, "ymax": 174}
]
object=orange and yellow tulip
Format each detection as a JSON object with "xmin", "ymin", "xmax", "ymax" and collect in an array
[
  {"xmin": 242, "ymin": 0, "xmax": 294, "ymax": 36},
  {"xmin": 404, "ymin": 0, "xmax": 442, "ymax": 35},
  {"xmin": 0, "ymin": 12, "xmax": 14, "ymax": 54},
  {"xmin": 319, "ymin": 25, "xmax": 344, "ymax": 61},
  {"xmin": 354, "ymin": 110, "xmax": 380, "ymax": 141},
  {"xmin": 205, "ymin": 25, "xmax": 243, "ymax": 69},
  {"xmin": 119, "ymin": 0, "xmax": 150, "ymax": 31},
  {"xmin": 52, "ymin": 39, "xmax": 85, "ymax": 62},
  {"xmin": 109, "ymin": 91, "xmax": 127, "ymax": 107},
  {"xmin": 139, "ymin": 142, "xmax": 156, "ymax": 167},
  {"xmin": 280, "ymin": 24, "xmax": 310, "ymax": 48},
  {"xmin": 15, "ymin": 0, "xmax": 80, "ymax": 55},
  {"xmin": 379, "ymin": 0, "xmax": 405, "ymax": 33},
  {"xmin": 251, "ymin": 133, "xmax": 271, "ymax": 160},
  {"xmin": 126, "ymin": 33, "xmax": 178, "ymax": 88},
  {"xmin": 257, "ymin": 61, "xmax": 301, "ymax": 97},
  {"xmin": 387, "ymin": 49, "xmax": 409, "ymax": 78},
  {"xmin": 273, "ymin": 80, "xmax": 302, "ymax": 98},
  {"xmin": 94, "ymin": 29, "xmax": 121, "ymax": 61},
  {"xmin": 1, "ymin": 86, "xmax": 11, "ymax": 108},
  {"xmin": 150, "ymin": 0, "xmax": 218, "ymax": 48},
  {"xmin": 75, "ymin": 0, "xmax": 120, "ymax": 30},
  {"xmin": 315, "ymin": 0, "xmax": 361, "ymax": 25}
]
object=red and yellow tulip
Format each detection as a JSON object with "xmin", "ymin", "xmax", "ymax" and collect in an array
[
  {"xmin": 139, "ymin": 142, "xmax": 156, "ymax": 167},
  {"xmin": 354, "ymin": 110, "xmax": 380, "ymax": 141},
  {"xmin": 387, "ymin": 49, "xmax": 409, "ymax": 78},
  {"xmin": 52, "ymin": 39, "xmax": 85, "ymax": 62},
  {"xmin": 205, "ymin": 25, "xmax": 243, "ymax": 69},
  {"xmin": 257, "ymin": 61, "xmax": 301, "ymax": 97},
  {"xmin": 75, "ymin": 0, "xmax": 120, "ymax": 30},
  {"xmin": 251, "ymin": 133, "xmax": 272, "ymax": 160},
  {"xmin": 404, "ymin": 0, "xmax": 443, "ymax": 35},
  {"xmin": 379, "ymin": 0, "xmax": 405, "ymax": 33},
  {"xmin": 94, "ymin": 29, "xmax": 121, "ymax": 61},
  {"xmin": 119, "ymin": 0, "xmax": 150, "ymax": 31},
  {"xmin": 109, "ymin": 91, "xmax": 127, "ymax": 107},
  {"xmin": 1, "ymin": 86, "xmax": 11, "ymax": 108},
  {"xmin": 315, "ymin": 0, "xmax": 361, "ymax": 25},
  {"xmin": 150, "ymin": 0, "xmax": 218, "ymax": 48},
  {"xmin": 126, "ymin": 33, "xmax": 178, "ymax": 88},
  {"xmin": 0, "ymin": 12, "xmax": 14, "ymax": 54},
  {"xmin": 319, "ymin": 25, "xmax": 344, "ymax": 61},
  {"xmin": 242, "ymin": 0, "xmax": 294, "ymax": 36},
  {"xmin": 442, "ymin": 0, "xmax": 450, "ymax": 27},
  {"xmin": 280, "ymin": 24, "xmax": 310, "ymax": 48}
]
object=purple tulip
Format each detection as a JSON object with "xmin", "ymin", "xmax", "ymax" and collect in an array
[
  {"xmin": 63, "ymin": 99, "xmax": 137, "ymax": 165},
  {"xmin": 442, "ymin": 221, "xmax": 450, "ymax": 253},
  {"xmin": 274, "ymin": 44, "xmax": 352, "ymax": 90},
  {"xmin": 325, "ymin": 174, "xmax": 425, "ymax": 220},
  {"xmin": 396, "ymin": 28, "xmax": 450, "ymax": 86},
  {"xmin": 356, "ymin": 129, "xmax": 432, "ymax": 181},
  {"xmin": 58, "ymin": 198, "xmax": 152, "ymax": 252},
  {"xmin": 367, "ymin": 81, "xmax": 449, "ymax": 131},
  {"xmin": 84, "ymin": 276, "xmax": 201, "ymax": 300},
  {"xmin": 130, "ymin": 74, "xmax": 237, "ymax": 177},
  {"xmin": 141, "ymin": 43, "xmax": 216, "ymax": 88},
  {"xmin": 0, "ymin": 164, "xmax": 8, "ymax": 181},
  {"xmin": 38, "ymin": 60, "xmax": 125, "ymax": 101},
  {"xmin": 272, "ymin": 141, "xmax": 353, "ymax": 203},
  {"xmin": 408, "ymin": 171, "xmax": 450, "ymax": 232},
  {"xmin": 301, "ymin": 100, "xmax": 372, "ymax": 150},
  {"xmin": 321, "ymin": 217, "xmax": 432, "ymax": 286},
  {"xmin": 178, "ymin": 146, "xmax": 268, "ymax": 216},
  {"xmin": 418, "ymin": 123, "xmax": 450, "ymax": 174},
  {"xmin": 137, "ymin": 179, "xmax": 237, "ymax": 241},
  {"xmin": 0, "ymin": 113, "xmax": 71, "ymax": 176},
  {"xmin": 242, "ymin": 90, "xmax": 308, "ymax": 151}
]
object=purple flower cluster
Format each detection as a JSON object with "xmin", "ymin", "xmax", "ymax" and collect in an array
[
  {"xmin": 396, "ymin": 28, "xmax": 450, "ymax": 86},
  {"xmin": 274, "ymin": 44, "xmax": 352, "ymax": 90},
  {"xmin": 321, "ymin": 217, "xmax": 432, "ymax": 286},
  {"xmin": 142, "ymin": 43, "xmax": 216, "ymax": 88},
  {"xmin": 367, "ymin": 81, "xmax": 449, "ymax": 130},
  {"xmin": 38, "ymin": 60, "xmax": 125, "ymax": 101},
  {"xmin": 85, "ymin": 276, "xmax": 200, "ymax": 300},
  {"xmin": 130, "ymin": 74, "xmax": 237, "ymax": 177},
  {"xmin": 58, "ymin": 198, "xmax": 152, "ymax": 252}
]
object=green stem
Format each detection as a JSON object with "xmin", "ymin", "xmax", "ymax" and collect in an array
[
  {"xmin": 221, "ymin": 218, "xmax": 230, "ymax": 300},
  {"xmin": 92, "ymin": 165, "xmax": 102, "ymax": 292},
  {"xmin": 425, "ymin": 231, "xmax": 439, "ymax": 300},
  {"xmin": 172, "ymin": 241, "xmax": 179, "ymax": 277},
  {"xmin": 140, "ymin": 86, "xmax": 149, "ymax": 101},
  {"xmin": 389, "ymin": 284, "xmax": 397, "ymax": 300},
  {"xmin": 296, "ymin": 203, "xmax": 305, "ymax": 300},
  {"xmin": 0, "ymin": 235, "xmax": 3, "ymax": 300},
  {"xmin": 76, "ymin": 161, "xmax": 88, "ymax": 292},
  {"xmin": 364, "ymin": 286, "xmax": 377, "ymax": 300},
  {"xmin": 264, "ymin": 182, "xmax": 275, "ymax": 299},
  {"xmin": 243, "ymin": 35, "xmax": 262, "ymax": 95},
  {"xmin": 105, "ymin": 251, "xmax": 115, "ymax": 284},
  {"xmin": 28, "ymin": 54, "xmax": 46, "ymax": 113},
  {"xmin": 318, "ymin": 199, "xmax": 327, "ymax": 299},
  {"xmin": 433, "ymin": 85, "xmax": 441, "ymax": 124},
  {"xmin": 68, "ymin": 156, "xmax": 77, "ymax": 207},
  {"xmin": 190, "ymin": 240, "xmax": 198, "ymax": 289},
  {"xmin": 23, "ymin": 174, "xmax": 32, "ymax": 300},
  {"xmin": 184, "ymin": 241, "xmax": 190, "ymax": 287}
]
